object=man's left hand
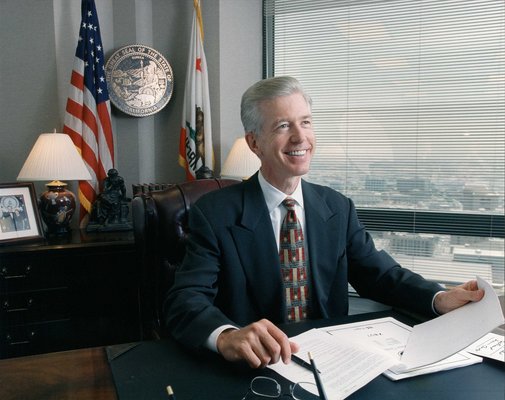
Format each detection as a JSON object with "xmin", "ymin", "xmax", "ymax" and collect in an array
[{"xmin": 434, "ymin": 280, "xmax": 485, "ymax": 314}]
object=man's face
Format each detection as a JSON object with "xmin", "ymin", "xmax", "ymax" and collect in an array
[{"xmin": 246, "ymin": 92, "xmax": 315, "ymax": 193}]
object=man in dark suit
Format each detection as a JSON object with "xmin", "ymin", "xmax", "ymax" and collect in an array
[{"xmin": 164, "ymin": 76, "xmax": 484, "ymax": 369}]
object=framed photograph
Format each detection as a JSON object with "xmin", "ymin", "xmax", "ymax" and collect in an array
[{"xmin": 0, "ymin": 182, "xmax": 44, "ymax": 245}]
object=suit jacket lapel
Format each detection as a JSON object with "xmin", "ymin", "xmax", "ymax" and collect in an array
[
  {"xmin": 230, "ymin": 175, "xmax": 285, "ymax": 322},
  {"xmin": 302, "ymin": 181, "xmax": 337, "ymax": 315}
]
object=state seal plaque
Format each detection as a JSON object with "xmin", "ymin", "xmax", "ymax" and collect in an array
[{"xmin": 105, "ymin": 44, "xmax": 174, "ymax": 117}]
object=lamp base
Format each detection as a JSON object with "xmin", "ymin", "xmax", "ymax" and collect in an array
[{"xmin": 39, "ymin": 180, "xmax": 76, "ymax": 235}]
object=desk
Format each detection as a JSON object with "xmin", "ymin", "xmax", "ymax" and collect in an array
[
  {"xmin": 0, "ymin": 346, "xmax": 116, "ymax": 400},
  {"xmin": 0, "ymin": 311, "xmax": 503, "ymax": 400}
]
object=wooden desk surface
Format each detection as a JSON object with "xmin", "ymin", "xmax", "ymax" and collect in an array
[{"xmin": 0, "ymin": 346, "xmax": 116, "ymax": 400}]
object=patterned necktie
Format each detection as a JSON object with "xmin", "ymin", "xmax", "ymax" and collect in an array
[{"xmin": 279, "ymin": 197, "xmax": 309, "ymax": 322}]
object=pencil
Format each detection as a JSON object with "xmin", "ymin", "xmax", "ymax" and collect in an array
[
  {"xmin": 166, "ymin": 385, "xmax": 176, "ymax": 400},
  {"xmin": 292, "ymin": 353, "xmax": 321, "ymax": 373},
  {"xmin": 308, "ymin": 352, "xmax": 328, "ymax": 400}
]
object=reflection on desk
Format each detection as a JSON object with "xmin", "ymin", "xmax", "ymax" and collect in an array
[{"xmin": 0, "ymin": 346, "xmax": 116, "ymax": 400}]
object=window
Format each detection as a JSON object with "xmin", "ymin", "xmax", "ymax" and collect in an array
[{"xmin": 264, "ymin": 0, "xmax": 504, "ymax": 289}]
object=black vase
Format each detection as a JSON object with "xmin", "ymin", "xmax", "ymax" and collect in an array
[{"xmin": 39, "ymin": 181, "xmax": 76, "ymax": 235}]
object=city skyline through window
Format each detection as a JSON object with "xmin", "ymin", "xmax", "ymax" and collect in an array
[{"xmin": 265, "ymin": 0, "xmax": 504, "ymax": 289}]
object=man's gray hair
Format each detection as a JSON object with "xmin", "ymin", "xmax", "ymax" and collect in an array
[{"xmin": 240, "ymin": 76, "xmax": 312, "ymax": 135}]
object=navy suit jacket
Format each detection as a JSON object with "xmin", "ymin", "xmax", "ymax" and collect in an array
[{"xmin": 164, "ymin": 174, "xmax": 442, "ymax": 348}]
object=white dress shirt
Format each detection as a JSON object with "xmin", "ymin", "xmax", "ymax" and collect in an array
[{"xmin": 257, "ymin": 172, "xmax": 307, "ymax": 253}]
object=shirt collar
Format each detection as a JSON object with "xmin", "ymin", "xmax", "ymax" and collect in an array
[{"xmin": 258, "ymin": 171, "xmax": 304, "ymax": 212}]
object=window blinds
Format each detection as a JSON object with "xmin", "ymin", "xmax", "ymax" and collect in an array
[{"xmin": 264, "ymin": 0, "xmax": 504, "ymax": 287}]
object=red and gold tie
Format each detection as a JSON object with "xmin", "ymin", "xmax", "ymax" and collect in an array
[{"xmin": 279, "ymin": 198, "xmax": 309, "ymax": 322}]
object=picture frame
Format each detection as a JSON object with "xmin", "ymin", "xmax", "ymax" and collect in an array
[{"xmin": 0, "ymin": 182, "xmax": 44, "ymax": 245}]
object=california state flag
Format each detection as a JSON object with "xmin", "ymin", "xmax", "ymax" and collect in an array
[{"xmin": 179, "ymin": 0, "xmax": 214, "ymax": 180}]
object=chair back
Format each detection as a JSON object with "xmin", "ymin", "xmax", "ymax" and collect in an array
[{"xmin": 132, "ymin": 178, "xmax": 239, "ymax": 338}]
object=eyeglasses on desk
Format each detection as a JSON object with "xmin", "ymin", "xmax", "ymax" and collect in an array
[{"xmin": 242, "ymin": 376, "xmax": 319, "ymax": 399}]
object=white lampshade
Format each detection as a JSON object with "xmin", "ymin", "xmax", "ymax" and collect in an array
[
  {"xmin": 17, "ymin": 133, "xmax": 92, "ymax": 182},
  {"xmin": 221, "ymin": 137, "xmax": 261, "ymax": 180}
]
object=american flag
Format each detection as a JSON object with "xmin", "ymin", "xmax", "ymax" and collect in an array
[{"xmin": 63, "ymin": 0, "xmax": 114, "ymax": 228}]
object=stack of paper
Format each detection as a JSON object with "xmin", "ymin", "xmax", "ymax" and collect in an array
[{"xmin": 269, "ymin": 277, "xmax": 504, "ymax": 400}]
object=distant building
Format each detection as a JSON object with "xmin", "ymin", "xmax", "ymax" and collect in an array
[
  {"xmin": 461, "ymin": 184, "xmax": 501, "ymax": 211},
  {"xmin": 453, "ymin": 247, "xmax": 504, "ymax": 285},
  {"xmin": 396, "ymin": 177, "xmax": 427, "ymax": 193},
  {"xmin": 387, "ymin": 233, "xmax": 437, "ymax": 257},
  {"xmin": 365, "ymin": 176, "xmax": 386, "ymax": 192},
  {"xmin": 453, "ymin": 248, "xmax": 504, "ymax": 270}
]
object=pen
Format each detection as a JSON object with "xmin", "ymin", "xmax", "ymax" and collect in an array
[
  {"xmin": 308, "ymin": 352, "xmax": 328, "ymax": 400},
  {"xmin": 166, "ymin": 385, "xmax": 176, "ymax": 400},
  {"xmin": 292, "ymin": 353, "xmax": 321, "ymax": 373}
]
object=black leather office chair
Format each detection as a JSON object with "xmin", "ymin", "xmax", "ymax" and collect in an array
[{"xmin": 132, "ymin": 178, "xmax": 239, "ymax": 339}]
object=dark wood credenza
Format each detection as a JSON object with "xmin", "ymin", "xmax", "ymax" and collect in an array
[{"xmin": 0, "ymin": 230, "xmax": 140, "ymax": 359}]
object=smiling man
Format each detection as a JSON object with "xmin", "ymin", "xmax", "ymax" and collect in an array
[
  {"xmin": 164, "ymin": 76, "xmax": 483, "ymax": 369},
  {"xmin": 246, "ymin": 88, "xmax": 315, "ymax": 194}
]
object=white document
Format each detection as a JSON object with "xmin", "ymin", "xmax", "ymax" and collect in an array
[
  {"xmin": 466, "ymin": 332, "xmax": 505, "ymax": 362},
  {"xmin": 398, "ymin": 276, "xmax": 504, "ymax": 370},
  {"xmin": 269, "ymin": 328, "xmax": 397, "ymax": 400},
  {"xmin": 323, "ymin": 317, "xmax": 482, "ymax": 381},
  {"xmin": 268, "ymin": 276, "xmax": 503, "ymax": 396}
]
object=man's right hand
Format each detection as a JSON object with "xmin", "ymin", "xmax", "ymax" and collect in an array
[{"xmin": 216, "ymin": 319, "xmax": 300, "ymax": 368}]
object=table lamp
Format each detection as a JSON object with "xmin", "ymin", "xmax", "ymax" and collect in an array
[
  {"xmin": 221, "ymin": 137, "xmax": 261, "ymax": 180},
  {"xmin": 17, "ymin": 132, "xmax": 92, "ymax": 235}
]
